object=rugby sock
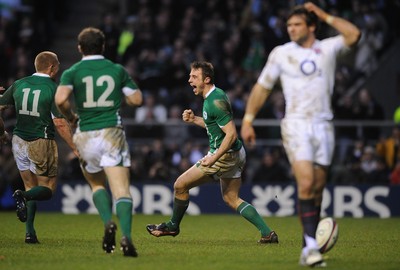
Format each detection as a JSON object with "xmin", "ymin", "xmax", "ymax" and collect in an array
[
  {"xmin": 93, "ymin": 189, "xmax": 112, "ymax": 225},
  {"xmin": 316, "ymin": 205, "xmax": 321, "ymax": 222},
  {"xmin": 24, "ymin": 186, "xmax": 52, "ymax": 201},
  {"xmin": 237, "ymin": 201, "xmax": 272, "ymax": 236},
  {"xmin": 26, "ymin": 200, "xmax": 37, "ymax": 235},
  {"xmin": 167, "ymin": 198, "xmax": 189, "ymax": 229},
  {"xmin": 299, "ymin": 199, "xmax": 319, "ymax": 244},
  {"xmin": 116, "ymin": 197, "xmax": 133, "ymax": 240}
]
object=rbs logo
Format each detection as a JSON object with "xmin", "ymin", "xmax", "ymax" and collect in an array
[{"xmin": 61, "ymin": 184, "xmax": 392, "ymax": 218}]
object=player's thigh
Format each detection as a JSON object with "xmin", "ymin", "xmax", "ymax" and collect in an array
[
  {"xmin": 36, "ymin": 175, "xmax": 57, "ymax": 192},
  {"xmin": 174, "ymin": 165, "xmax": 210, "ymax": 191},
  {"xmin": 281, "ymin": 119, "xmax": 313, "ymax": 163},
  {"xmin": 73, "ymin": 130, "xmax": 103, "ymax": 173},
  {"xmin": 220, "ymin": 177, "xmax": 242, "ymax": 199},
  {"xmin": 19, "ymin": 170, "xmax": 38, "ymax": 190},
  {"xmin": 104, "ymin": 166, "xmax": 131, "ymax": 198},
  {"xmin": 313, "ymin": 122, "xmax": 335, "ymax": 166},
  {"xmin": 82, "ymin": 167, "xmax": 108, "ymax": 191}
]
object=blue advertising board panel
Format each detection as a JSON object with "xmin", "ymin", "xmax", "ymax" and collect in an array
[{"xmin": 22, "ymin": 183, "xmax": 400, "ymax": 218}]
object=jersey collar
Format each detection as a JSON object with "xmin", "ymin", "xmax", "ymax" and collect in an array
[
  {"xmin": 32, "ymin": 73, "xmax": 50, "ymax": 78},
  {"xmin": 82, "ymin": 55, "xmax": 105, "ymax": 61},
  {"xmin": 204, "ymin": 85, "xmax": 216, "ymax": 98}
]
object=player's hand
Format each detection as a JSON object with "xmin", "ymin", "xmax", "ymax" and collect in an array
[
  {"xmin": 200, "ymin": 154, "xmax": 217, "ymax": 167},
  {"xmin": 304, "ymin": 2, "xmax": 327, "ymax": 20},
  {"xmin": 182, "ymin": 109, "xmax": 195, "ymax": 123},
  {"xmin": 68, "ymin": 113, "xmax": 79, "ymax": 130},
  {"xmin": 240, "ymin": 122, "xmax": 256, "ymax": 147}
]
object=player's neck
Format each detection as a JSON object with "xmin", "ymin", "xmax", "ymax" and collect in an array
[
  {"xmin": 298, "ymin": 36, "xmax": 316, "ymax": 49},
  {"xmin": 202, "ymin": 84, "xmax": 215, "ymax": 99}
]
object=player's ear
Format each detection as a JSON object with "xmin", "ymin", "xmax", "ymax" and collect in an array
[
  {"xmin": 309, "ymin": 24, "xmax": 316, "ymax": 33},
  {"xmin": 204, "ymin": 77, "xmax": 210, "ymax": 84}
]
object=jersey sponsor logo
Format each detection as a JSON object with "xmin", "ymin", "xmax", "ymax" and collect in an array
[
  {"xmin": 300, "ymin": 60, "xmax": 317, "ymax": 76},
  {"xmin": 203, "ymin": 111, "xmax": 208, "ymax": 120}
]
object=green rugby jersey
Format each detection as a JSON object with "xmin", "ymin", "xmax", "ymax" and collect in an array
[
  {"xmin": 0, "ymin": 74, "xmax": 61, "ymax": 141},
  {"xmin": 59, "ymin": 56, "xmax": 138, "ymax": 131},
  {"xmin": 203, "ymin": 87, "xmax": 242, "ymax": 153}
]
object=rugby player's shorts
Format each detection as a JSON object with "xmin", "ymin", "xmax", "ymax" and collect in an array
[
  {"xmin": 196, "ymin": 145, "xmax": 246, "ymax": 179},
  {"xmin": 12, "ymin": 135, "xmax": 58, "ymax": 177},
  {"xmin": 74, "ymin": 127, "xmax": 131, "ymax": 173},
  {"xmin": 281, "ymin": 118, "xmax": 334, "ymax": 166}
]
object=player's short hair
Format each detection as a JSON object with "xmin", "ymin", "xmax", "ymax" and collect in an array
[
  {"xmin": 190, "ymin": 61, "xmax": 214, "ymax": 84},
  {"xmin": 288, "ymin": 5, "xmax": 319, "ymax": 31},
  {"xmin": 78, "ymin": 27, "xmax": 105, "ymax": 55},
  {"xmin": 34, "ymin": 51, "xmax": 59, "ymax": 73}
]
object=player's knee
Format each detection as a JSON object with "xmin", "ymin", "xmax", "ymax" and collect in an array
[
  {"xmin": 222, "ymin": 194, "xmax": 237, "ymax": 209},
  {"xmin": 297, "ymin": 180, "xmax": 315, "ymax": 197},
  {"xmin": 173, "ymin": 180, "xmax": 188, "ymax": 194}
]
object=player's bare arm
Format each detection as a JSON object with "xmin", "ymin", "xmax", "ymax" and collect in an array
[
  {"xmin": 304, "ymin": 2, "xmax": 361, "ymax": 47},
  {"xmin": 124, "ymin": 88, "xmax": 143, "ymax": 106},
  {"xmin": 202, "ymin": 120, "xmax": 237, "ymax": 167},
  {"xmin": 55, "ymin": 85, "xmax": 78, "ymax": 125},
  {"xmin": 182, "ymin": 109, "xmax": 205, "ymax": 128},
  {"xmin": 53, "ymin": 117, "xmax": 79, "ymax": 157},
  {"xmin": 241, "ymin": 83, "xmax": 272, "ymax": 146}
]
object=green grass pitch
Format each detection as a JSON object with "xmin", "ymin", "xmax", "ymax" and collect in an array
[{"xmin": 0, "ymin": 213, "xmax": 399, "ymax": 270}]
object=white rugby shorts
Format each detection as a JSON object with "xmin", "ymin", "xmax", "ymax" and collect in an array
[
  {"xmin": 281, "ymin": 119, "xmax": 335, "ymax": 166},
  {"xmin": 73, "ymin": 127, "xmax": 131, "ymax": 173}
]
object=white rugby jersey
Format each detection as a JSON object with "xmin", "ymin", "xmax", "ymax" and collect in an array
[{"xmin": 257, "ymin": 35, "xmax": 347, "ymax": 121}]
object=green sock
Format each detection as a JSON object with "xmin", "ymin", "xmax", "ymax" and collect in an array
[
  {"xmin": 116, "ymin": 197, "xmax": 133, "ymax": 240},
  {"xmin": 92, "ymin": 189, "xmax": 112, "ymax": 225},
  {"xmin": 24, "ymin": 186, "xmax": 52, "ymax": 201},
  {"xmin": 167, "ymin": 198, "xmax": 189, "ymax": 229},
  {"xmin": 237, "ymin": 201, "xmax": 271, "ymax": 237},
  {"xmin": 26, "ymin": 200, "xmax": 37, "ymax": 235}
]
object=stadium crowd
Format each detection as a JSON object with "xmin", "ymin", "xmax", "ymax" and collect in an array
[{"xmin": 1, "ymin": 0, "xmax": 400, "ymax": 200}]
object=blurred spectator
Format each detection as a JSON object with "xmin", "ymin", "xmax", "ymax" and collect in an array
[
  {"xmin": 135, "ymin": 92, "xmax": 167, "ymax": 123},
  {"xmin": 360, "ymin": 145, "xmax": 378, "ymax": 175},
  {"xmin": 390, "ymin": 161, "xmax": 400, "ymax": 185},
  {"xmin": 334, "ymin": 95, "xmax": 359, "ymax": 164},
  {"xmin": 376, "ymin": 125, "xmax": 400, "ymax": 171},
  {"xmin": 252, "ymin": 149, "xmax": 291, "ymax": 183},
  {"xmin": 259, "ymin": 90, "xmax": 285, "ymax": 140},
  {"xmin": 117, "ymin": 15, "xmax": 137, "ymax": 61},
  {"xmin": 148, "ymin": 160, "xmax": 170, "ymax": 181},
  {"xmin": 353, "ymin": 1, "xmax": 389, "ymax": 76},
  {"xmin": 164, "ymin": 104, "xmax": 189, "ymax": 144},
  {"xmin": 188, "ymin": 142, "xmax": 204, "ymax": 165},
  {"xmin": 366, "ymin": 156, "xmax": 390, "ymax": 184},
  {"xmin": 226, "ymin": 84, "xmax": 247, "ymax": 118},
  {"xmin": 353, "ymin": 88, "xmax": 384, "ymax": 142},
  {"xmin": 60, "ymin": 151, "xmax": 84, "ymax": 181},
  {"xmin": 98, "ymin": 12, "xmax": 121, "ymax": 62}
]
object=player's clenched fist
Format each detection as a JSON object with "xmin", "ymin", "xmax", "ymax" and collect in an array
[{"xmin": 182, "ymin": 109, "xmax": 195, "ymax": 123}]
